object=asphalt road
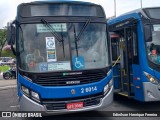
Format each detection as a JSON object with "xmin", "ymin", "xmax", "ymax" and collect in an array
[{"xmin": 0, "ymin": 88, "xmax": 160, "ymax": 120}]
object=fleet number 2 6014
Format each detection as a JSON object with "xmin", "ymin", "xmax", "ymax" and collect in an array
[{"xmin": 81, "ymin": 86, "xmax": 97, "ymax": 93}]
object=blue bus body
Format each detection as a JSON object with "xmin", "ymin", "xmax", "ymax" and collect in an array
[
  {"xmin": 7, "ymin": 1, "xmax": 113, "ymax": 114},
  {"xmin": 108, "ymin": 8, "xmax": 160, "ymax": 102}
]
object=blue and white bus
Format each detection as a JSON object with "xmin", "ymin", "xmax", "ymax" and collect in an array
[
  {"xmin": 7, "ymin": 1, "xmax": 113, "ymax": 113},
  {"xmin": 108, "ymin": 7, "xmax": 160, "ymax": 102}
]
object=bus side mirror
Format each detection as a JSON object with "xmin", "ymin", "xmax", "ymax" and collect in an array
[
  {"xmin": 7, "ymin": 22, "xmax": 16, "ymax": 45},
  {"xmin": 144, "ymin": 25, "xmax": 152, "ymax": 42}
]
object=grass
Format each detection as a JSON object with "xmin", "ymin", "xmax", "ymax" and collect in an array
[{"xmin": 0, "ymin": 65, "xmax": 10, "ymax": 72}]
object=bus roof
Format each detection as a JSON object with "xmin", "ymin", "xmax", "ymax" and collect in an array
[
  {"xmin": 24, "ymin": 0, "xmax": 98, "ymax": 6},
  {"xmin": 108, "ymin": 9, "xmax": 143, "ymax": 26},
  {"xmin": 108, "ymin": 7, "xmax": 160, "ymax": 26}
]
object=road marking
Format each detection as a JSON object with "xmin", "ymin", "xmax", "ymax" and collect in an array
[
  {"xmin": 10, "ymin": 105, "xmax": 20, "ymax": 108},
  {"xmin": 0, "ymin": 85, "xmax": 17, "ymax": 90}
]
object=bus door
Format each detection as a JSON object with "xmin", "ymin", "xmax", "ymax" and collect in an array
[
  {"xmin": 111, "ymin": 24, "xmax": 138, "ymax": 97},
  {"xmin": 111, "ymin": 33, "xmax": 121, "ymax": 90},
  {"xmin": 118, "ymin": 26, "xmax": 138, "ymax": 97},
  {"xmin": 111, "ymin": 31, "xmax": 133, "ymax": 96},
  {"xmin": 119, "ymin": 28, "xmax": 131, "ymax": 96},
  {"xmin": 111, "ymin": 31, "xmax": 130, "ymax": 96}
]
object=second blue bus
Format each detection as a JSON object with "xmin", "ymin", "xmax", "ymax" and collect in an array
[{"xmin": 108, "ymin": 7, "xmax": 160, "ymax": 102}]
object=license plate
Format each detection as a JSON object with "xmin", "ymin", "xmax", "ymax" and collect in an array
[{"xmin": 66, "ymin": 102, "xmax": 84, "ymax": 110}]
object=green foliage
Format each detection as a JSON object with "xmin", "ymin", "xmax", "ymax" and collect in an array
[
  {"xmin": 0, "ymin": 65, "xmax": 10, "ymax": 72},
  {"xmin": 1, "ymin": 50, "xmax": 15, "ymax": 58},
  {"xmin": 0, "ymin": 28, "xmax": 7, "ymax": 57}
]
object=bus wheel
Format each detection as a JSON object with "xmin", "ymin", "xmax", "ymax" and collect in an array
[{"xmin": 3, "ymin": 73, "xmax": 11, "ymax": 80}]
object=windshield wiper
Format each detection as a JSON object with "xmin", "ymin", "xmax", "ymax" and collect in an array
[
  {"xmin": 76, "ymin": 19, "xmax": 91, "ymax": 41},
  {"xmin": 73, "ymin": 25, "xmax": 79, "ymax": 57},
  {"xmin": 61, "ymin": 24, "xmax": 65, "ymax": 58},
  {"xmin": 41, "ymin": 18, "xmax": 65, "ymax": 57},
  {"xmin": 41, "ymin": 18, "xmax": 62, "ymax": 42},
  {"xmin": 73, "ymin": 19, "xmax": 91, "ymax": 57}
]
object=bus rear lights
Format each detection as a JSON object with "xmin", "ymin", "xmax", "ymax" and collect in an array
[
  {"xmin": 144, "ymin": 72, "xmax": 159, "ymax": 85},
  {"xmin": 31, "ymin": 91, "xmax": 40, "ymax": 102},
  {"xmin": 21, "ymin": 85, "xmax": 29, "ymax": 95}
]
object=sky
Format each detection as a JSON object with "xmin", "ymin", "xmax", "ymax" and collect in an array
[{"xmin": 0, "ymin": 0, "xmax": 160, "ymax": 28}]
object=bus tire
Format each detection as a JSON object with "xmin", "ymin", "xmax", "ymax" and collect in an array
[{"xmin": 3, "ymin": 73, "xmax": 11, "ymax": 80}]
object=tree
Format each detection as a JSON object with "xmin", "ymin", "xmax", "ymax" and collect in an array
[
  {"xmin": 1, "ymin": 50, "xmax": 15, "ymax": 58},
  {"xmin": 0, "ymin": 28, "xmax": 7, "ymax": 57}
]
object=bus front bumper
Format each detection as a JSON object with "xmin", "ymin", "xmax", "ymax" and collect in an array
[
  {"xmin": 143, "ymin": 82, "xmax": 160, "ymax": 101},
  {"xmin": 19, "ymin": 86, "xmax": 113, "ymax": 115}
]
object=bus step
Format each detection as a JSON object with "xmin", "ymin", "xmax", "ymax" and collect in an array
[
  {"xmin": 123, "ymin": 83, "xmax": 134, "ymax": 86},
  {"xmin": 117, "ymin": 92, "xmax": 128, "ymax": 97},
  {"xmin": 117, "ymin": 92, "xmax": 134, "ymax": 98},
  {"xmin": 114, "ymin": 89, "xmax": 121, "ymax": 93}
]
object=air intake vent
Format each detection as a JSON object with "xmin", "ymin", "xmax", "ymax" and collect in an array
[{"xmin": 34, "ymin": 69, "xmax": 107, "ymax": 86}]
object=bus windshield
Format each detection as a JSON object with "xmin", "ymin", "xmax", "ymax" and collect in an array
[
  {"xmin": 18, "ymin": 23, "xmax": 109, "ymax": 72},
  {"xmin": 146, "ymin": 24, "xmax": 160, "ymax": 65}
]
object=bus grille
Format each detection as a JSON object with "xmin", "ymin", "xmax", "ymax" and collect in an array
[
  {"xmin": 42, "ymin": 93, "xmax": 103, "ymax": 110},
  {"xmin": 35, "ymin": 70, "xmax": 106, "ymax": 86}
]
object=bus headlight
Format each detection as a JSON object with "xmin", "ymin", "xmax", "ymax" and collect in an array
[
  {"xmin": 21, "ymin": 85, "xmax": 29, "ymax": 96},
  {"xmin": 144, "ymin": 72, "xmax": 159, "ymax": 85},
  {"xmin": 104, "ymin": 84, "xmax": 109, "ymax": 94},
  {"xmin": 31, "ymin": 91, "xmax": 40, "ymax": 102},
  {"xmin": 21, "ymin": 85, "xmax": 40, "ymax": 102},
  {"xmin": 109, "ymin": 79, "xmax": 113, "ymax": 86},
  {"xmin": 104, "ymin": 79, "xmax": 113, "ymax": 94},
  {"xmin": 23, "ymin": 76, "xmax": 32, "ymax": 82}
]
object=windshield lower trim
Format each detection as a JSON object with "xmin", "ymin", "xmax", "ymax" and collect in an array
[{"xmin": 18, "ymin": 65, "xmax": 112, "ymax": 74}]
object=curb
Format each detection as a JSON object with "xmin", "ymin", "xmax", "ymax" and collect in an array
[{"xmin": 0, "ymin": 85, "xmax": 17, "ymax": 90}]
